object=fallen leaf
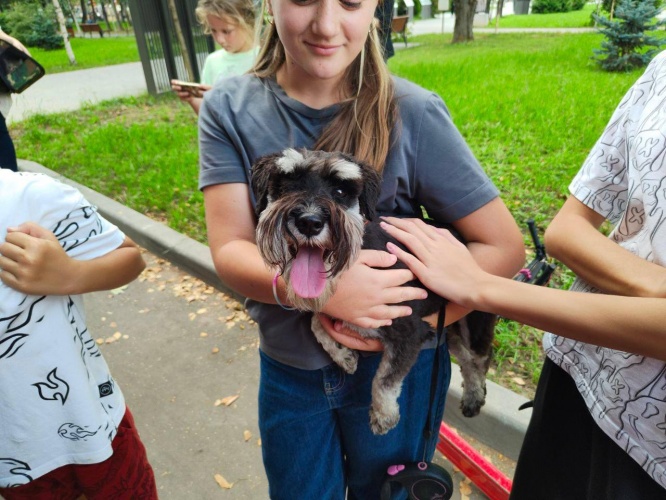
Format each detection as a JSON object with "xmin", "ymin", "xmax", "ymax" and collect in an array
[
  {"xmin": 113, "ymin": 332, "xmax": 122, "ymax": 340},
  {"xmin": 214, "ymin": 474, "xmax": 233, "ymax": 489},
  {"xmin": 110, "ymin": 285, "xmax": 127, "ymax": 295},
  {"xmin": 243, "ymin": 430, "xmax": 252, "ymax": 441},
  {"xmin": 200, "ymin": 332, "xmax": 208, "ymax": 338},
  {"xmin": 214, "ymin": 394, "xmax": 240, "ymax": 407},
  {"xmin": 197, "ymin": 308, "xmax": 208, "ymax": 314},
  {"xmin": 459, "ymin": 480, "xmax": 472, "ymax": 496},
  {"xmin": 220, "ymin": 394, "xmax": 239, "ymax": 406},
  {"xmin": 211, "ymin": 347, "xmax": 220, "ymax": 354},
  {"xmin": 96, "ymin": 338, "xmax": 104, "ymax": 345},
  {"xmin": 512, "ymin": 377, "xmax": 526, "ymax": 386}
]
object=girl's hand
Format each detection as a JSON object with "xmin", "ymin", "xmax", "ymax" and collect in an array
[
  {"xmin": 319, "ymin": 249, "xmax": 428, "ymax": 350},
  {"xmin": 0, "ymin": 222, "xmax": 76, "ymax": 295},
  {"xmin": 379, "ymin": 217, "xmax": 486, "ymax": 309},
  {"xmin": 317, "ymin": 314, "xmax": 384, "ymax": 352}
]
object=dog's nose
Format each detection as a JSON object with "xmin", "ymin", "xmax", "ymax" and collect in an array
[{"xmin": 295, "ymin": 213, "xmax": 324, "ymax": 237}]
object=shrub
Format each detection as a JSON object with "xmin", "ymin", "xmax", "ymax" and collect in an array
[
  {"xmin": 1, "ymin": 1, "xmax": 63, "ymax": 49},
  {"xmin": 531, "ymin": 0, "xmax": 572, "ymax": 14},
  {"xmin": 593, "ymin": 0, "xmax": 666, "ymax": 71}
]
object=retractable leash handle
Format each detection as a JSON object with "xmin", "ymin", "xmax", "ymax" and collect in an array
[{"xmin": 380, "ymin": 462, "xmax": 453, "ymax": 500}]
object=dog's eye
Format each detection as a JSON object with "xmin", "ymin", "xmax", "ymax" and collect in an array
[{"xmin": 333, "ymin": 188, "xmax": 346, "ymax": 199}]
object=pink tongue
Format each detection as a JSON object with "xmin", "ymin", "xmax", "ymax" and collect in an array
[{"xmin": 290, "ymin": 246, "xmax": 327, "ymax": 298}]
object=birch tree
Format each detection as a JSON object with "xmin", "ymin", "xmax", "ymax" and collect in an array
[{"xmin": 52, "ymin": 0, "xmax": 76, "ymax": 65}]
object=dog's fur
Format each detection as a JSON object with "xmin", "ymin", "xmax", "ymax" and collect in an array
[{"xmin": 251, "ymin": 149, "xmax": 496, "ymax": 435}]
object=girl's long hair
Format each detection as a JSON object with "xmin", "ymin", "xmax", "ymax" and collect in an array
[{"xmin": 252, "ymin": 3, "xmax": 399, "ymax": 172}]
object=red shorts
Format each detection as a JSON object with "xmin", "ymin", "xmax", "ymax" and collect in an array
[{"xmin": 0, "ymin": 407, "xmax": 157, "ymax": 500}]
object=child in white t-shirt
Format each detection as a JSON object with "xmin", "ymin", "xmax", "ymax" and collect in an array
[
  {"xmin": 171, "ymin": 0, "xmax": 257, "ymax": 115},
  {"xmin": 0, "ymin": 170, "xmax": 157, "ymax": 499}
]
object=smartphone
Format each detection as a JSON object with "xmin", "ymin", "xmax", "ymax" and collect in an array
[{"xmin": 172, "ymin": 79, "xmax": 205, "ymax": 97}]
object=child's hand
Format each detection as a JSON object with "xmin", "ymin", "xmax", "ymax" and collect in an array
[
  {"xmin": 380, "ymin": 217, "xmax": 486, "ymax": 309},
  {"xmin": 0, "ymin": 222, "xmax": 77, "ymax": 295}
]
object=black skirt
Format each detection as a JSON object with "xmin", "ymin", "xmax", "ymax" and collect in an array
[{"xmin": 510, "ymin": 358, "xmax": 666, "ymax": 500}]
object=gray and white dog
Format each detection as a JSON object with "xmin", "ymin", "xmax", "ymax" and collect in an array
[{"xmin": 251, "ymin": 148, "xmax": 496, "ymax": 435}]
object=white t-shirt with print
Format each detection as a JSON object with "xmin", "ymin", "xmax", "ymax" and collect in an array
[
  {"xmin": 544, "ymin": 51, "xmax": 666, "ymax": 490},
  {"xmin": 0, "ymin": 170, "xmax": 126, "ymax": 487}
]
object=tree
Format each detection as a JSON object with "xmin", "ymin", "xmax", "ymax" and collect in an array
[
  {"xmin": 452, "ymin": 0, "xmax": 478, "ymax": 43},
  {"xmin": 593, "ymin": 0, "xmax": 666, "ymax": 71},
  {"xmin": 52, "ymin": 0, "xmax": 76, "ymax": 65}
]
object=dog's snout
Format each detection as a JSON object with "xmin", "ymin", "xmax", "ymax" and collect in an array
[{"xmin": 294, "ymin": 213, "xmax": 325, "ymax": 237}]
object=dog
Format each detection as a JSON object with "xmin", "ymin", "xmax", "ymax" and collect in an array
[{"xmin": 251, "ymin": 148, "xmax": 496, "ymax": 435}]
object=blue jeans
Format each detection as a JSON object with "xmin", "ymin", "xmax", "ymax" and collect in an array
[
  {"xmin": 258, "ymin": 343, "xmax": 451, "ymax": 500},
  {"xmin": 0, "ymin": 111, "xmax": 17, "ymax": 172}
]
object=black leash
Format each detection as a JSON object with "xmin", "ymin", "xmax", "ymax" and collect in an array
[{"xmin": 422, "ymin": 300, "xmax": 446, "ymax": 462}]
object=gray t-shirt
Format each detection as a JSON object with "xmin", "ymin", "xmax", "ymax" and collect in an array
[{"xmin": 199, "ymin": 75, "xmax": 499, "ymax": 370}]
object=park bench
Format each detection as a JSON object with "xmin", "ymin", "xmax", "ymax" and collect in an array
[
  {"xmin": 392, "ymin": 15, "xmax": 409, "ymax": 47},
  {"xmin": 66, "ymin": 23, "xmax": 104, "ymax": 38}
]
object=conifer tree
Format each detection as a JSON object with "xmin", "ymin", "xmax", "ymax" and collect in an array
[{"xmin": 593, "ymin": 0, "xmax": 666, "ymax": 71}]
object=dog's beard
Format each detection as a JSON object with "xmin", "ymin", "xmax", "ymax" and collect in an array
[{"xmin": 256, "ymin": 197, "xmax": 365, "ymax": 312}]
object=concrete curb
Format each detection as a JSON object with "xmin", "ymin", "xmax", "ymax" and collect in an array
[{"xmin": 17, "ymin": 159, "xmax": 531, "ymax": 461}]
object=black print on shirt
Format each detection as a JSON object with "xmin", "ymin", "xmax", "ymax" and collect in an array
[
  {"xmin": 53, "ymin": 206, "xmax": 101, "ymax": 253},
  {"xmin": 33, "ymin": 368, "xmax": 70, "ymax": 405},
  {"xmin": 58, "ymin": 423, "xmax": 100, "ymax": 441},
  {"xmin": 0, "ymin": 458, "xmax": 33, "ymax": 487},
  {"xmin": 0, "ymin": 296, "xmax": 46, "ymax": 360}
]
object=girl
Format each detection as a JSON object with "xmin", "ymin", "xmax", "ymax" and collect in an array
[
  {"xmin": 198, "ymin": 0, "xmax": 525, "ymax": 497},
  {"xmin": 171, "ymin": 0, "xmax": 257, "ymax": 115}
]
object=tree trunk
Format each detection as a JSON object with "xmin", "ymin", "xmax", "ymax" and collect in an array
[
  {"xmin": 52, "ymin": 0, "xmax": 77, "ymax": 65},
  {"xmin": 452, "ymin": 0, "xmax": 478, "ymax": 43},
  {"xmin": 99, "ymin": 0, "xmax": 112, "ymax": 31},
  {"xmin": 167, "ymin": 0, "xmax": 195, "ymax": 81},
  {"xmin": 80, "ymin": 0, "xmax": 88, "ymax": 23}
]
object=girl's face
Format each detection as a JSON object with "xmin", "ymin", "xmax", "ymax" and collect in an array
[
  {"xmin": 270, "ymin": 0, "xmax": 378, "ymax": 88},
  {"xmin": 207, "ymin": 14, "xmax": 253, "ymax": 53}
]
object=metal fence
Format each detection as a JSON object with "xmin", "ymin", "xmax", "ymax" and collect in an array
[{"xmin": 128, "ymin": 0, "xmax": 214, "ymax": 95}]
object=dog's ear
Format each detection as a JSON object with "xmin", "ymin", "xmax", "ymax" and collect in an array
[
  {"xmin": 250, "ymin": 153, "xmax": 282, "ymax": 217},
  {"xmin": 357, "ymin": 161, "xmax": 382, "ymax": 221}
]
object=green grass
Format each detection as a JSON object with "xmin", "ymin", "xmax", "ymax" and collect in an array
[
  {"xmin": 494, "ymin": 3, "xmax": 597, "ymax": 28},
  {"xmin": 11, "ymin": 31, "xmax": 650, "ymax": 396},
  {"xmin": 29, "ymin": 36, "xmax": 140, "ymax": 74}
]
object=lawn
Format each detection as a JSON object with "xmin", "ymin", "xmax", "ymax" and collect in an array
[
  {"xmin": 29, "ymin": 35, "xmax": 140, "ymax": 74},
  {"xmin": 10, "ymin": 26, "xmax": 654, "ymax": 396},
  {"xmin": 494, "ymin": 2, "xmax": 597, "ymax": 28}
]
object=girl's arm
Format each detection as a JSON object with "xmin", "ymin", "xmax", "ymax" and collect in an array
[
  {"xmin": 545, "ymin": 196, "xmax": 666, "ymax": 297},
  {"xmin": 204, "ymin": 183, "xmax": 427, "ymax": 328},
  {"xmin": 381, "ymin": 217, "xmax": 666, "ymax": 361},
  {"xmin": 0, "ymin": 222, "xmax": 145, "ymax": 295},
  {"xmin": 321, "ymin": 197, "xmax": 525, "ymax": 350}
]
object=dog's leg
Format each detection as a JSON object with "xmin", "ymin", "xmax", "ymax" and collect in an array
[
  {"xmin": 369, "ymin": 337, "xmax": 423, "ymax": 435},
  {"xmin": 311, "ymin": 316, "xmax": 359, "ymax": 374},
  {"xmin": 448, "ymin": 312, "xmax": 495, "ymax": 417}
]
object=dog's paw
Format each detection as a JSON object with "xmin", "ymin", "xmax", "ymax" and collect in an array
[
  {"xmin": 331, "ymin": 348, "xmax": 358, "ymax": 374},
  {"xmin": 460, "ymin": 390, "xmax": 486, "ymax": 418},
  {"xmin": 369, "ymin": 406, "xmax": 400, "ymax": 435}
]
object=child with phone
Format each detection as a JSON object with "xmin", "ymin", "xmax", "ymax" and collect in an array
[{"xmin": 171, "ymin": 0, "xmax": 257, "ymax": 115}]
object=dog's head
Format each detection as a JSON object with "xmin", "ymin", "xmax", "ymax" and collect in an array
[{"xmin": 251, "ymin": 149, "xmax": 382, "ymax": 309}]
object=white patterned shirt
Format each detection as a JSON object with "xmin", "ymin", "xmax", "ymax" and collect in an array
[
  {"xmin": 0, "ymin": 171, "xmax": 126, "ymax": 487},
  {"xmin": 544, "ymin": 50, "xmax": 666, "ymax": 490}
]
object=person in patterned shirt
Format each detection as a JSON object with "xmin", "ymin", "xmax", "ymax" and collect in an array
[
  {"xmin": 0, "ymin": 170, "xmax": 157, "ymax": 499},
  {"xmin": 380, "ymin": 50, "xmax": 666, "ymax": 499}
]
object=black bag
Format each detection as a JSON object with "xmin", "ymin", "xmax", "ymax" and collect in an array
[{"xmin": 0, "ymin": 39, "xmax": 45, "ymax": 93}]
